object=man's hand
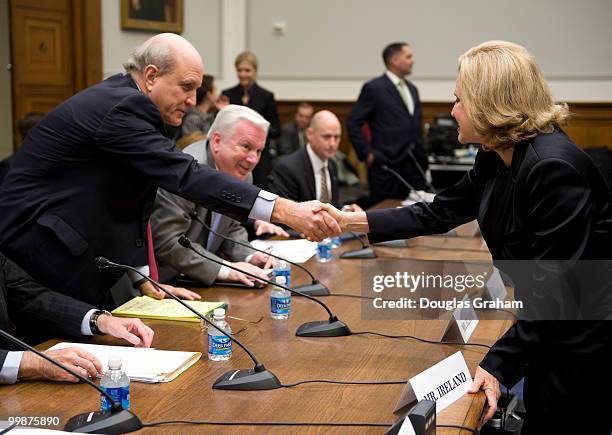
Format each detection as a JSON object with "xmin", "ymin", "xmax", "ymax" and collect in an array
[
  {"xmin": 317, "ymin": 203, "xmax": 370, "ymax": 233},
  {"xmin": 96, "ymin": 314, "xmax": 154, "ymax": 348},
  {"xmin": 253, "ymin": 220, "xmax": 290, "ymax": 238},
  {"xmin": 18, "ymin": 348, "xmax": 103, "ymax": 383},
  {"xmin": 271, "ymin": 198, "xmax": 341, "ymax": 241},
  {"xmin": 140, "ymin": 281, "xmax": 201, "ymax": 300},
  {"xmin": 250, "ymin": 251, "xmax": 277, "ymax": 269},
  {"xmin": 227, "ymin": 262, "xmax": 271, "ymax": 287},
  {"xmin": 468, "ymin": 366, "xmax": 501, "ymax": 429}
]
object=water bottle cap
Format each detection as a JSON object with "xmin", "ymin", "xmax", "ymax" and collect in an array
[
  {"xmin": 275, "ymin": 275, "xmax": 286, "ymax": 285},
  {"xmin": 213, "ymin": 308, "xmax": 226, "ymax": 318},
  {"xmin": 108, "ymin": 355, "xmax": 122, "ymax": 370}
]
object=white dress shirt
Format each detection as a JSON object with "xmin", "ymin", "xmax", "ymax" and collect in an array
[
  {"xmin": 385, "ymin": 70, "xmax": 414, "ymax": 115},
  {"xmin": 306, "ymin": 144, "xmax": 332, "ymax": 202}
]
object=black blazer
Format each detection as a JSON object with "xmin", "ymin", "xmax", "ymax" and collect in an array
[
  {"xmin": 278, "ymin": 120, "xmax": 302, "ymax": 156},
  {"xmin": 222, "ymin": 83, "xmax": 280, "ymax": 139},
  {"xmin": 346, "ymin": 74, "xmax": 426, "ymax": 168},
  {"xmin": 0, "ymin": 74, "xmax": 261, "ymax": 309},
  {"xmin": 267, "ymin": 146, "xmax": 339, "ymax": 207},
  {"xmin": 367, "ymin": 129, "xmax": 612, "ymax": 431},
  {"xmin": 0, "ymin": 252, "xmax": 94, "ymax": 367}
]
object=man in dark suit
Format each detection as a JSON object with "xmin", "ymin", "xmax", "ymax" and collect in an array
[
  {"xmin": 278, "ymin": 102, "xmax": 314, "ymax": 156},
  {"xmin": 0, "ymin": 33, "xmax": 339, "ymax": 310},
  {"xmin": 0, "ymin": 251, "xmax": 153, "ymax": 384},
  {"xmin": 347, "ymin": 42, "xmax": 428, "ymax": 203},
  {"xmin": 268, "ymin": 110, "xmax": 361, "ymax": 212},
  {"xmin": 223, "ymin": 51, "xmax": 281, "ymax": 188}
]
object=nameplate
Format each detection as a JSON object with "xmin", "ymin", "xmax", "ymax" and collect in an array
[
  {"xmin": 409, "ymin": 351, "xmax": 471, "ymax": 413},
  {"xmin": 485, "ymin": 267, "xmax": 507, "ymax": 302},
  {"xmin": 452, "ymin": 294, "xmax": 479, "ymax": 343}
]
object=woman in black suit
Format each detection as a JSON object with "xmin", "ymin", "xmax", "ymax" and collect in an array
[
  {"xmin": 222, "ymin": 51, "xmax": 280, "ymax": 187},
  {"xmin": 322, "ymin": 41, "xmax": 612, "ymax": 434}
]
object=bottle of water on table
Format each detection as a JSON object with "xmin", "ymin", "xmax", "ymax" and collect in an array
[
  {"xmin": 270, "ymin": 275, "xmax": 292, "ymax": 320},
  {"xmin": 208, "ymin": 308, "xmax": 232, "ymax": 361},
  {"xmin": 317, "ymin": 238, "xmax": 333, "ymax": 263},
  {"xmin": 100, "ymin": 355, "xmax": 130, "ymax": 411}
]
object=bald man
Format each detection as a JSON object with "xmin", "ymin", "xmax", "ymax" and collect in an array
[
  {"xmin": 268, "ymin": 110, "xmax": 361, "ymax": 212},
  {"xmin": 0, "ymin": 34, "xmax": 339, "ymax": 311}
]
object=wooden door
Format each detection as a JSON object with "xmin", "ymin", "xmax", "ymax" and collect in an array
[{"xmin": 9, "ymin": 0, "xmax": 101, "ymax": 147}]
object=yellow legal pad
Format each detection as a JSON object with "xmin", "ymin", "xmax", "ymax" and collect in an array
[{"xmin": 112, "ymin": 296, "xmax": 227, "ymax": 323}]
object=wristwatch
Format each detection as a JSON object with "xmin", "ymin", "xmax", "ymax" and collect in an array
[{"xmin": 89, "ymin": 310, "xmax": 112, "ymax": 335}]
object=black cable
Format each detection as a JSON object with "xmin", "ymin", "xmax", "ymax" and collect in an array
[
  {"xmin": 280, "ymin": 379, "xmax": 406, "ymax": 388},
  {"xmin": 327, "ymin": 292, "xmax": 375, "ymax": 300},
  {"xmin": 142, "ymin": 420, "xmax": 391, "ymax": 428},
  {"xmin": 351, "ymin": 330, "xmax": 492, "ymax": 350},
  {"xmin": 436, "ymin": 424, "xmax": 477, "ymax": 433}
]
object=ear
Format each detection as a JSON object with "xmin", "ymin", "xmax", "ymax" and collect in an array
[
  {"xmin": 209, "ymin": 131, "xmax": 222, "ymax": 153},
  {"xmin": 142, "ymin": 64, "xmax": 159, "ymax": 92},
  {"xmin": 305, "ymin": 127, "xmax": 314, "ymax": 142}
]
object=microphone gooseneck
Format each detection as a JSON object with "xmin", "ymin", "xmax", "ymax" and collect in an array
[{"xmin": 176, "ymin": 236, "xmax": 350, "ymax": 337}]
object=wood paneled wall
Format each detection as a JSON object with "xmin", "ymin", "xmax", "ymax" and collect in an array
[{"xmin": 278, "ymin": 100, "xmax": 612, "ymax": 153}]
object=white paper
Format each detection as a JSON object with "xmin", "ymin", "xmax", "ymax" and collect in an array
[
  {"xmin": 251, "ymin": 239, "xmax": 317, "ymax": 263},
  {"xmin": 408, "ymin": 351, "xmax": 472, "ymax": 413},
  {"xmin": 398, "ymin": 418, "xmax": 417, "ymax": 435},
  {"xmin": 453, "ymin": 294, "xmax": 479, "ymax": 343},
  {"xmin": 485, "ymin": 267, "xmax": 507, "ymax": 302},
  {"xmin": 48, "ymin": 342, "xmax": 199, "ymax": 382}
]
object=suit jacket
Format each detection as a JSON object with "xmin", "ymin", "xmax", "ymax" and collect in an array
[
  {"xmin": 267, "ymin": 146, "xmax": 339, "ymax": 207},
  {"xmin": 1, "ymin": 251, "xmax": 94, "ymax": 370},
  {"xmin": 366, "ymin": 130, "xmax": 612, "ymax": 430},
  {"xmin": 278, "ymin": 120, "xmax": 304, "ymax": 156},
  {"xmin": 347, "ymin": 74, "xmax": 428, "ymax": 200},
  {"xmin": 151, "ymin": 140, "xmax": 253, "ymax": 285},
  {"xmin": 0, "ymin": 73, "xmax": 261, "ymax": 309}
]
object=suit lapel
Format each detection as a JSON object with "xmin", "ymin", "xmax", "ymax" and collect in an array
[
  {"xmin": 302, "ymin": 147, "xmax": 317, "ymax": 200},
  {"xmin": 382, "ymin": 75, "xmax": 411, "ymax": 116}
]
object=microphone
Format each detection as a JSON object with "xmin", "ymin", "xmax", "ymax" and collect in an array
[
  {"xmin": 189, "ymin": 210, "xmax": 330, "ymax": 296},
  {"xmin": 94, "ymin": 257, "xmax": 282, "ymax": 391},
  {"xmin": 339, "ymin": 231, "xmax": 378, "ymax": 259},
  {"xmin": 177, "ymin": 235, "xmax": 350, "ymax": 337},
  {"xmin": 0, "ymin": 329, "xmax": 142, "ymax": 434},
  {"xmin": 404, "ymin": 148, "xmax": 437, "ymax": 193},
  {"xmin": 380, "ymin": 164, "xmax": 436, "ymax": 217}
]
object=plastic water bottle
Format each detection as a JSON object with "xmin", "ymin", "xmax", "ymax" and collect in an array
[
  {"xmin": 272, "ymin": 258, "xmax": 292, "ymax": 287},
  {"xmin": 270, "ymin": 275, "xmax": 292, "ymax": 320},
  {"xmin": 207, "ymin": 308, "xmax": 232, "ymax": 361},
  {"xmin": 316, "ymin": 238, "xmax": 333, "ymax": 262},
  {"xmin": 100, "ymin": 355, "xmax": 130, "ymax": 411},
  {"xmin": 330, "ymin": 236, "xmax": 342, "ymax": 249}
]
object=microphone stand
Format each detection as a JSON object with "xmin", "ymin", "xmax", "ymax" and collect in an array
[
  {"xmin": 0, "ymin": 329, "xmax": 142, "ymax": 434},
  {"xmin": 177, "ymin": 235, "xmax": 351, "ymax": 337},
  {"xmin": 339, "ymin": 231, "xmax": 378, "ymax": 259},
  {"xmin": 190, "ymin": 210, "xmax": 330, "ymax": 296},
  {"xmin": 94, "ymin": 257, "xmax": 282, "ymax": 391}
]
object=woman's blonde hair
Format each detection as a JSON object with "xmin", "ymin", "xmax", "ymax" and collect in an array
[
  {"xmin": 457, "ymin": 40, "xmax": 569, "ymax": 149},
  {"xmin": 234, "ymin": 51, "xmax": 258, "ymax": 71}
]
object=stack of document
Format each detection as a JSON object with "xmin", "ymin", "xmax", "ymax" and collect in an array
[
  {"xmin": 111, "ymin": 296, "xmax": 226, "ymax": 323},
  {"xmin": 251, "ymin": 238, "xmax": 317, "ymax": 263},
  {"xmin": 48, "ymin": 342, "xmax": 201, "ymax": 383}
]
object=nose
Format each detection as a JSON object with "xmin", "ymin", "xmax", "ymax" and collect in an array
[
  {"xmin": 186, "ymin": 91, "xmax": 196, "ymax": 107},
  {"xmin": 245, "ymin": 150, "xmax": 259, "ymax": 164}
]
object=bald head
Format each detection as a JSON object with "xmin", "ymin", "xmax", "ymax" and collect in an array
[
  {"xmin": 307, "ymin": 110, "xmax": 341, "ymax": 161},
  {"xmin": 126, "ymin": 33, "xmax": 204, "ymax": 127},
  {"xmin": 124, "ymin": 33, "xmax": 203, "ymax": 77}
]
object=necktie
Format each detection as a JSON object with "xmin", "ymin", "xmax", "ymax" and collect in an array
[
  {"xmin": 397, "ymin": 81, "xmax": 413, "ymax": 114},
  {"xmin": 206, "ymin": 212, "xmax": 222, "ymax": 251},
  {"xmin": 146, "ymin": 220, "xmax": 159, "ymax": 281},
  {"xmin": 320, "ymin": 165, "xmax": 331, "ymax": 203}
]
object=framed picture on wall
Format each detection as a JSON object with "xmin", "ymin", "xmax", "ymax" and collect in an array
[{"xmin": 121, "ymin": 0, "xmax": 184, "ymax": 33}]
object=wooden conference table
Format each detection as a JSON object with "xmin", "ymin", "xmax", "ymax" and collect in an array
[{"xmin": 1, "ymin": 209, "xmax": 514, "ymax": 434}]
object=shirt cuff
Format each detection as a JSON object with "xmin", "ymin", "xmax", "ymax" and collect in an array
[
  {"xmin": 248, "ymin": 190, "xmax": 278, "ymax": 221},
  {"xmin": 217, "ymin": 261, "xmax": 230, "ymax": 280},
  {"xmin": 244, "ymin": 254, "xmax": 254, "ymax": 263},
  {"xmin": 0, "ymin": 351, "xmax": 24, "ymax": 384},
  {"xmin": 81, "ymin": 308, "xmax": 98, "ymax": 336},
  {"xmin": 127, "ymin": 265, "xmax": 150, "ymax": 285}
]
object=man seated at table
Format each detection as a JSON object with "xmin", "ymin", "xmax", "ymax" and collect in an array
[
  {"xmin": 268, "ymin": 110, "xmax": 362, "ymax": 212},
  {"xmin": 151, "ymin": 105, "xmax": 284, "ymax": 287},
  {"xmin": 0, "ymin": 252, "xmax": 153, "ymax": 384}
]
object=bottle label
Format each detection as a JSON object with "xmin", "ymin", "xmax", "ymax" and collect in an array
[
  {"xmin": 208, "ymin": 334, "xmax": 232, "ymax": 356},
  {"xmin": 271, "ymin": 296, "xmax": 291, "ymax": 315},
  {"xmin": 317, "ymin": 244, "xmax": 332, "ymax": 260},
  {"xmin": 100, "ymin": 386, "xmax": 130, "ymax": 411}
]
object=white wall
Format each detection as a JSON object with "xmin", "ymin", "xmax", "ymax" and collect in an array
[{"xmin": 101, "ymin": 0, "xmax": 612, "ymax": 102}]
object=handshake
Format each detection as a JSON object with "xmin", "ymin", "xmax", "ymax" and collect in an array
[{"xmin": 271, "ymin": 198, "xmax": 368, "ymax": 241}]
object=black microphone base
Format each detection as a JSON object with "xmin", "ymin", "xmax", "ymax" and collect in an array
[
  {"xmin": 293, "ymin": 282, "xmax": 331, "ymax": 296},
  {"xmin": 64, "ymin": 409, "xmax": 142, "ymax": 434},
  {"xmin": 340, "ymin": 248, "xmax": 377, "ymax": 259},
  {"xmin": 213, "ymin": 368, "xmax": 282, "ymax": 390},
  {"xmin": 296, "ymin": 319, "xmax": 351, "ymax": 337}
]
